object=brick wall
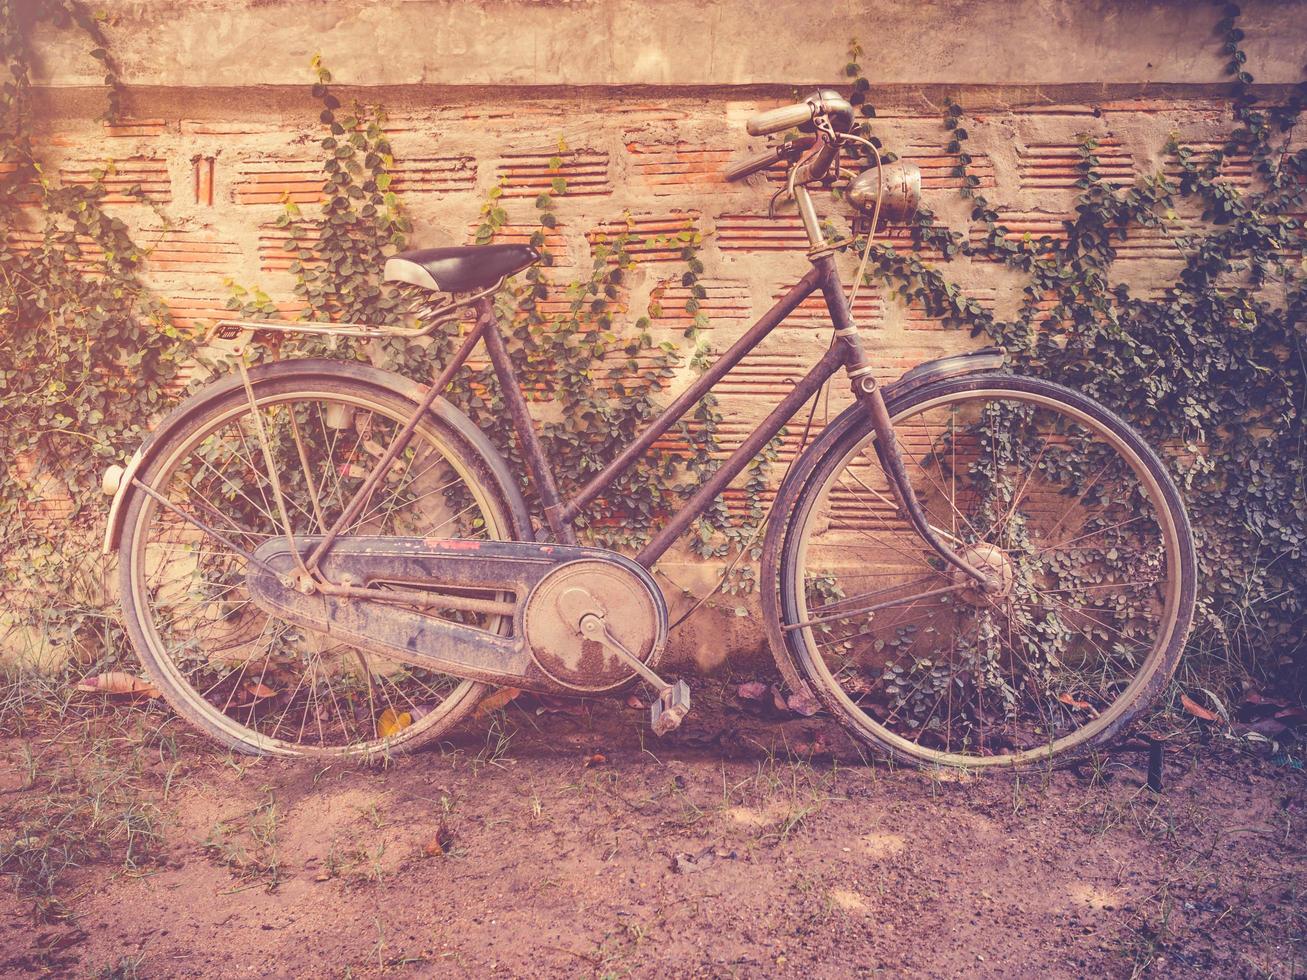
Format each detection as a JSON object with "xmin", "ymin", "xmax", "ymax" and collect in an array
[{"xmin": 17, "ymin": 0, "xmax": 1307, "ymax": 668}]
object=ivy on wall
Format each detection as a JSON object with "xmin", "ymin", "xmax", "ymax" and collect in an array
[
  {"xmin": 0, "ymin": 1, "xmax": 190, "ymax": 669},
  {"xmin": 843, "ymin": 1, "xmax": 1306, "ymax": 693},
  {"xmin": 226, "ymin": 64, "xmax": 770, "ymax": 583},
  {"xmin": 0, "ymin": 0, "xmax": 1303, "ymax": 706}
]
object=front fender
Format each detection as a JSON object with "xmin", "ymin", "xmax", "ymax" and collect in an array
[
  {"xmin": 882, "ymin": 346, "xmax": 1005, "ymax": 400},
  {"xmin": 102, "ymin": 359, "xmax": 531, "ymax": 554}
]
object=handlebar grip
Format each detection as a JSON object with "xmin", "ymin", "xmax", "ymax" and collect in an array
[
  {"xmin": 747, "ymin": 101, "xmax": 816, "ymax": 137},
  {"xmin": 724, "ymin": 146, "xmax": 786, "ymax": 182},
  {"xmin": 723, "ymin": 137, "xmax": 816, "ymax": 182}
]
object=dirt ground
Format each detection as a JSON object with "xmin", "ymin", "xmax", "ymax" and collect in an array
[{"xmin": 1, "ymin": 680, "xmax": 1303, "ymax": 979}]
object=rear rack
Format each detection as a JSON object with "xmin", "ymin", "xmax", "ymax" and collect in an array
[{"xmin": 205, "ymin": 276, "xmax": 505, "ymax": 344}]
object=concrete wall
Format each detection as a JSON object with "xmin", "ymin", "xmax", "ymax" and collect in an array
[
  {"xmin": 30, "ymin": 0, "xmax": 1307, "ymax": 88},
  {"xmin": 18, "ymin": 0, "xmax": 1307, "ymax": 669}
]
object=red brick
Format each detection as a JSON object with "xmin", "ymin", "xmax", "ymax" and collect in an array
[
  {"xmin": 60, "ymin": 156, "xmax": 172, "ymax": 203},
  {"xmin": 497, "ymin": 149, "xmax": 610, "ymax": 198},
  {"xmin": 1018, "ymin": 137, "xmax": 1135, "ymax": 191},
  {"xmin": 587, "ymin": 212, "xmax": 698, "ymax": 263},
  {"xmin": 143, "ymin": 229, "xmax": 242, "ymax": 275},
  {"xmin": 626, "ymin": 142, "xmax": 736, "ymax": 194}
]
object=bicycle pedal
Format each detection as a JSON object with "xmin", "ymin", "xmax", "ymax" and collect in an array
[{"xmin": 650, "ymin": 679, "xmax": 691, "ymax": 736}]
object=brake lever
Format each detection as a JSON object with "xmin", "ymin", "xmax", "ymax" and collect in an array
[{"xmin": 767, "ymin": 185, "xmax": 789, "ymax": 219}]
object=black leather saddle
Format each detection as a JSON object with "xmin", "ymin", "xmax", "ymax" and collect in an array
[{"xmin": 383, "ymin": 244, "xmax": 539, "ymax": 293}]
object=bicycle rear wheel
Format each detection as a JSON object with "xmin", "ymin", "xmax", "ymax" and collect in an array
[
  {"xmin": 773, "ymin": 375, "xmax": 1196, "ymax": 769},
  {"xmin": 117, "ymin": 365, "xmax": 526, "ymax": 758}
]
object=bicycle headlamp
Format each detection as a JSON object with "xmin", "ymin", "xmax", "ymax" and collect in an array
[{"xmin": 848, "ymin": 159, "xmax": 921, "ymax": 226}]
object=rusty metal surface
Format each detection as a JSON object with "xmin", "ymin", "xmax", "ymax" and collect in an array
[
  {"xmin": 524, "ymin": 559, "xmax": 664, "ymax": 692},
  {"xmin": 246, "ymin": 535, "xmax": 667, "ymax": 697},
  {"xmin": 479, "ymin": 301, "xmax": 577, "ymax": 544}
]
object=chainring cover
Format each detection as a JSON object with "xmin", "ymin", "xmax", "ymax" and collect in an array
[{"xmin": 523, "ymin": 558, "xmax": 666, "ymax": 692}]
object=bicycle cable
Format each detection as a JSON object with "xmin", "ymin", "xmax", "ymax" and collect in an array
[
  {"xmin": 663, "ymin": 133, "xmax": 886, "ymax": 633},
  {"xmin": 843, "ymin": 135, "xmax": 885, "ymax": 313}
]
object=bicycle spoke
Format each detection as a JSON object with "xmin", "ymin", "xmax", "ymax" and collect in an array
[{"xmin": 130, "ymin": 389, "xmax": 506, "ymax": 755}]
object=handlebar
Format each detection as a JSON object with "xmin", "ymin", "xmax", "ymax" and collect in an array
[
  {"xmin": 731, "ymin": 90, "xmax": 854, "ymax": 188},
  {"xmin": 746, "ymin": 90, "xmax": 854, "ymax": 137},
  {"xmin": 723, "ymin": 136, "xmax": 816, "ymax": 182},
  {"xmin": 746, "ymin": 102, "xmax": 817, "ymax": 137},
  {"xmin": 790, "ymin": 139, "xmax": 837, "ymax": 187}
]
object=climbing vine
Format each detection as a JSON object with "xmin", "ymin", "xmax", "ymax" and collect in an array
[
  {"xmin": 1, "ymin": 0, "xmax": 1302, "ymax": 703},
  {"xmin": 0, "ymin": 1, "xmax": 190, "ymax": 668},
  {"xmin": 842, "ymin": 1, "xmax": 1306, "ymax": 695},
  {"xmin": 227, "ymin": 65, "xmax": 768, "ymax": 575}
]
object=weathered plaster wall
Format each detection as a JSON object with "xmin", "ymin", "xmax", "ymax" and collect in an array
[
  {"xmin": 29, "ymin": 0, "xmax": 1307, "ymax": 89},
  {"xmin": 18, "ymin": 0, "xmax": 1306, "ymax": 669}
]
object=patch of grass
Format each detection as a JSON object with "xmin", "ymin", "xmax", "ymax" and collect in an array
[
  {"xmin": 0, "ymin": 700, "xmax": 180, "ymax": 921},
  {"xmin": 717, "ymin": 743, "xmax": 848, "ymax": 846},
  {"xmin": 471, "ymin": 710, "xmax": 515, "ymax": 770},
  {"xmin": 201, "ymin": 795, "xmax": 285, "ymax": 890},
  {"xmin": 94, "ymin": 952, "xmax": 147, "ymax": 979}
]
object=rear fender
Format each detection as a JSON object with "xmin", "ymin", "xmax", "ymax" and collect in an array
[{"xmin": 102, "ymin": 359, "xmax": 531, "ymax": 553}]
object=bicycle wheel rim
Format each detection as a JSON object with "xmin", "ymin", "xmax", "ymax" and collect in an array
[{"xmin": 784, "ymin": 382, "xmax": 1191, "ymax": 768}]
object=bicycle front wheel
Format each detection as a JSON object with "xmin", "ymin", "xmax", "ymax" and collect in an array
[{"xmin": 774, "ymin": 375, "xmax": 1196, "ymax": 769}]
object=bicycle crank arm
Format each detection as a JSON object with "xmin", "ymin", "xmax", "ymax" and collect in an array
[{"xmin": 577, "ymin": 613, "xmax": 691, "ymax": 735}]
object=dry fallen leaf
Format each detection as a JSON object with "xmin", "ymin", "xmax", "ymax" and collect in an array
[
  {"xmin": 244, "ymin": 682, "xmax": 279, "ymax": 700},
  {"xmin": 76, "ymin": 671, "xmax": 161, "ymax": 698},
  {"xmin": 787, "ymin": 691, "xmax": 821, "ymax": 717},
  {"xmin": 1058, "ymin": 692, "xmax": 1093, "ymax": 711},
  {"xmin": 1181, "ymin": 693, "xmax": 1219, "ymax": 722},
  {"xmin": 423, "ymin": 821, "xmax": 454, "ymax": 857},
  {"xmin": 736, "ymin": 681, "xmax": 767, "ymax": 702},
  {"xmin": 377, "ymin": 707, "xmax": 413, "ymax": 738},
  {"xmin": 583, "ymin": 753, "xmax": 607, "ymax": 768},
  {"xmin": 473, "ymin": 687, "xmax": 522, "ymax": 719},
  {"xmin": 1274, "ymin": 706, "xmax": 1307, "ymax": 727}
]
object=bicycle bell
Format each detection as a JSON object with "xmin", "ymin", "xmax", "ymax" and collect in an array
[{"xmin": 848, "ymin": 159, "xmax": 921, "ymax": 226}]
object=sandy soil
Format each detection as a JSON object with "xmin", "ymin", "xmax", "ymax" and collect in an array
[{"xmin": 1, "ymin": 683, "xmax": 1303, "ymax": 979}]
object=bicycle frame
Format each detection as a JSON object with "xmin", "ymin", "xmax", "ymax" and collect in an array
[{"xmin": 297, "ymin": 187, "xmax": 994, "ymax": 587}]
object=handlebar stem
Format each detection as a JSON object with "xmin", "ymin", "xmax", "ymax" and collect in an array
[{"xmin": 793, "ymin": 185, "xmax": 825, "ymax": 249}]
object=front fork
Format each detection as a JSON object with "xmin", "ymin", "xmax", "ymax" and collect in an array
[
  {"xmin": 813, "ymin": 253, "xmax": 996, "ymax": 591},
  {"xmin": 852, "ymin": 369, "xmax": 995, "ymax": 589}
]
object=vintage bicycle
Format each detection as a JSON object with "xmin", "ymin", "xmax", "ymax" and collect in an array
[{"xmin": 102, "ymin": 91, "xmax": 1196, "ymax": 769}]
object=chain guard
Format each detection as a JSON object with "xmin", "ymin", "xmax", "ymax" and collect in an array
[
  {"xmin": 523, "ymin": 559, "xmax": 666, "ymax": 691},
  {"xmin": 245, "ymin": 536, "xmax": 667, "ymax": 696}
]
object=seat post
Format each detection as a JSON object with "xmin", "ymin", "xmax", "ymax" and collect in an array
[{"xmin": 476, "ymin": 298, "xmax": 577, "ymax": 545}]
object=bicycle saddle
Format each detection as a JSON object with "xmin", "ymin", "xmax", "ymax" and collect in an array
[{"xmin": 384, "ymin": 244, "xmax": 539, "ymax": 293}]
